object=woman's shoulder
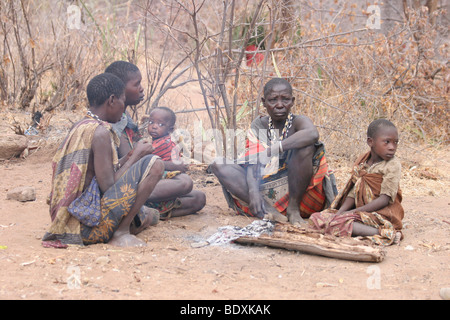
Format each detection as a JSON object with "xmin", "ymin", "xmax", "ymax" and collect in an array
[
  {"xmin": 251, "ymin": 115, "xmax": 269, "ymax": 128},
  {"xmin": 292, "ymin": 113, "xmax": 312, "ymax": 124}
]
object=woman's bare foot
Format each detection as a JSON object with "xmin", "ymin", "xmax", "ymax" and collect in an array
[
  {"xmin": 286, "ymin": 205, "xmax": 306, "ymax": 226},
  {"xmin": 130, "ymin": 207, "xmax": 160, "ymax": 235},
  {"xmin": 263, "ymin": 201, "xmax": 288, "ymax": 223},
  {"xmin": 108, "ymin": 232, "xmax": 147, "ymax": 247}
]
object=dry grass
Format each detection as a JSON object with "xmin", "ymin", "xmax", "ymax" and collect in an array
[{"xmin": 1, "ymin": 1, "xmax": 448, "ymax": 199}]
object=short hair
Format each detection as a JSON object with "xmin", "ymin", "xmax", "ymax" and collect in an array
[
  {"xmin": 105, "ymin": 61, "xmax": 140, "ymax": 84},
  {"xmin": 263, "ymin": 78, "xmax": 292, "ymax": 97},
  {"xmin": 367, "ymin": 119, "xmax": 397, "ymax": 138},
  {"xmin": 86, "ymin": 73, "xmax": 125, "ymax": 108},
  {"xmin": 150, "ymin": 106, "xmax": 176, "ymax": 126}
]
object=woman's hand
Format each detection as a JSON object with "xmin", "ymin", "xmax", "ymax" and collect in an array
[
  {"xmin": 131, "ymin": 140, "xmax": 154, "ymax": 160},
  {"xmin": 248, "ymin": 190, "xmax": 266, "ymax": 219}
]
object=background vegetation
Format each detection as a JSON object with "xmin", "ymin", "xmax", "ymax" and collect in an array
[{"xmin": 0, "ymin": 0, "xmax": 448, "ymax": 162}]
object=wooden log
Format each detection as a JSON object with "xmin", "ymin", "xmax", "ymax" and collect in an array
[{"xmin": 234, "ymin": 223, "xmax": 386, "ymax": 263}]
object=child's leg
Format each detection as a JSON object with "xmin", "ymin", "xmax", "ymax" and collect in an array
[{"xmin": 351, "ymin": 222, "xmax": 380, "ymax": 237}]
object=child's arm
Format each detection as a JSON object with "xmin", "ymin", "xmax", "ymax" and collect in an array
[
  {"xmin": 340, "ymin": 194, "xmax": 391, "ymax": 215},
  {"xmin": 354, "ymin": 194, "xmax": 390, "ymax": 213},
  {"xmin": 348, "ymin": 158, "xmax": 401, "ymax": 214},
  {"xmin": 337, "ymin": 197, "xmax": 355, "ymax": 214}
]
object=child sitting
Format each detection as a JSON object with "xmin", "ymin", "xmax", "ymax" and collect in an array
[
  {"xmin": 309, "ymin": 119, "xmax": 404, "ymax": 245},
  {"xmin": 145, "ymin": 106, "xmax": 206, "ymax": 219}
]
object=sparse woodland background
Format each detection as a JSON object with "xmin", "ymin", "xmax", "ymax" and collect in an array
[{"xmin": 0, "ymin": 0, "xmax": 448, "ymax": 164}]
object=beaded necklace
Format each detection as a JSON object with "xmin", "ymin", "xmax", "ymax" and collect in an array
[
  {"xmin": 86, "ymin": 110, "xmax": 103, "ymax": 122},
  {"xmin": 268, "ymin": 112, "xmax": 293, "ymax": 142}
]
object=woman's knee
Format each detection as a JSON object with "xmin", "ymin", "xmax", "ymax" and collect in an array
[
  {"xmin": 193, "ymin": 190, "xmax": 206, "ymax": 211},
  {"xmin": 210, "ymin": 158, "xmax": 224, "ymax": 178},
  {"xmin": 210, "ymin": 158, "xmax": 242, "ymax": 181},
  {"xmin": 150, "ymin": 158, "xmax": 165, "ymax": 179},
  {"xmin": 178, "ymin": 174, "xmax": 194, "ymax": 193},
  {"xmin": 290, "ymin": 144, "xmax": 315, "ymax": 162}
]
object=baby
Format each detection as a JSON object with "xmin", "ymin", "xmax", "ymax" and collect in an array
[
  {"xmin": 147, "ymin": 106, "xmax": 188, "ymax": 172},
  {"xmin": 145, "ymin": 106, "xmax": 206, "ymax": 219}
]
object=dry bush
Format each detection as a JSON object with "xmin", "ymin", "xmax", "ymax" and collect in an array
[
  {"xmin": 230, "ymin": 1, "xmax": 449, "ymax": 164},
  {"xmin": 0, "ymin": 0, "xmax": 144, "ymax": 124},
  {"xmin": 1, "ymin": 0, "xmax": 447, "ymax": 168}
]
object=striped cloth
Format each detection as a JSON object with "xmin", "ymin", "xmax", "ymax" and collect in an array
[
  {"xmin": 152, "ymin": 135, "xmax": 178, "ymax": 161},
  {"xmin": 272, "ymin": 152, "xmax": 330, "ymax": 217},
  {"xmin": 229, "ymin": 146, "xmax": 330, "ymax": 219}
]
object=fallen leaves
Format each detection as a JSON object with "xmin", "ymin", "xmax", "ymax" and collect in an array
[{"xmin": 418, "ymin": 240, "xmax": 450, "ymax": 252}]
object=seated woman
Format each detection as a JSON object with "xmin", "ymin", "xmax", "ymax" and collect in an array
[
  {"xmin": 42, "ymin": 73, "xmax": 163, "ymax": 248},
  {"xmin": 211, "ymin": 78, "xmax": 336, "ymax": 225},
  {"xmin": 309, "ymin": 119, "xmax": 404, "ymax": 245}
]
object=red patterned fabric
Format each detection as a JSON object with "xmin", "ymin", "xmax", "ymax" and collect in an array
[{"xmin": 152, "ymin": 135, "xmax": 177, "ymax": 161}]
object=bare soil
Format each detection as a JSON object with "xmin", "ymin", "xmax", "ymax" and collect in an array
[{"xmin": 0, "ymin": 112, "xmax": 449, "ymax": 300}]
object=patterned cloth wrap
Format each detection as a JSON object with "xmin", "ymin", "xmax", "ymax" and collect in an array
[
  {"xmin": 68, "ymin": 177, "xmax": 102, "ymax": 227},
  {"xmin": 222, "ymin": 115, "xmax": 337, "ymax": 219},
  {"xmin": 80, "ymin": 155, "xmax": 159, "ymax": 245},
  {"xmin": 42, "ymin": 117, "xmax": 159, "ymax": 246}
]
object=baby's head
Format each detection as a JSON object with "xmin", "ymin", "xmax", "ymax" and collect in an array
[
  {"xmin": 367, "ymin": 119, "xmax": 399, "ymax": 162},
  {"xmin": 147, "ymin": 107, "xmax": 176, "ymax": 139}
]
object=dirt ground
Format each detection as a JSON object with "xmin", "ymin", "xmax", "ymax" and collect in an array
[{"xmin": 0, "ymin": 112, "xmax": 449, "ymax": 301}]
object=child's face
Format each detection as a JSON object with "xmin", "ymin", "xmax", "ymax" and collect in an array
[
  {"xmin": 367, "ymin": 126, "xmax": 399, "ymax": 162},
  {"xmin": 147, "ymin": 109, "xmax": 173, "ymax": 139},
  {"xmin": 124, "ymin": 71, "xmax": 144, "ymax": 107}
]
